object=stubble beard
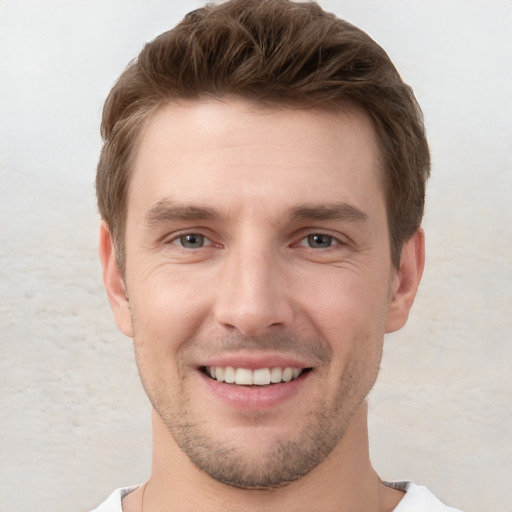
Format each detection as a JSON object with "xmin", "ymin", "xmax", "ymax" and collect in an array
[
  {"xmin": 134, "ymin": 330, "xmax": 382, "ymax": 490},
  {"xmin": 163, "ymin": 403, "xmax": 347, "ymax": 489}
]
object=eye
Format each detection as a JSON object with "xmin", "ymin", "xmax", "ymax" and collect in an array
[
  {"xmin": 173, "ymin": 233, "xmax": 208, "ymax": 249},
  {"xmin": 300, "ymin": 234, "xmax": 337, "ymax": 249}
]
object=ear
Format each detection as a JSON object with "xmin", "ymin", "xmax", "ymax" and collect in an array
[
  {"xmin": 98, "ymin": 222, "xmax": 133, "ymax": 337},
  {"xmin": 385, "ymin": 229, "xmax": 425, "ymax": 333}
]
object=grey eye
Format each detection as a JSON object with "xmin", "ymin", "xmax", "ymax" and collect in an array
[
  {"xmin": 307, "ymin": 234, "xmax": 334, "ymax": 248},
  {"xmin": 178, "ymin": 234, "xmax": 205, "ymax": 248}
]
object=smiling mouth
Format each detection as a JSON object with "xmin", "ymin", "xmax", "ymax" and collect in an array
[{"xmin": 202, "ymin": 366, "xmax": 311, "ymax": 386}]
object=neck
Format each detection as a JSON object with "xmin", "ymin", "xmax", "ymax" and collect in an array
[{"xmin": 124, "ymin": 403, "xmax": 403, "ymax": 512}]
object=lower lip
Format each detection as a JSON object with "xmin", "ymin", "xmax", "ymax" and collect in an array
[{"xmin": 199, "ymin": 370, "xmax": 309, "ymax": 409}]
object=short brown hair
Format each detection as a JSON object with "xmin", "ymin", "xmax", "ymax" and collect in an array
[{"xmin": 97, "ymin": 0, "xmax": 430, "ymax": 271}]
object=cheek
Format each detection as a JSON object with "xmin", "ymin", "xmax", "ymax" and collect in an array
[
  {"xmin": 128, "ymin": 266, "xmax": 218, "ymax": 395},
  {"xmin": 299, "ymin": 268, "xmax": 390, "ymax": 383},
  {"xmin": 302, "ymin": 268, "xmax": 391, "ymax": 337},
  {"xmin": 131, "ymin": 265, "xmax": 214, "ymax": 336},
  {"xmin": 130, "ymin": 290, "xmax": 194, "ymax": 410}
]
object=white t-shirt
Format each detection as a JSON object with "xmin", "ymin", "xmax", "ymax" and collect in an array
[{"xmin": 90, "ymin": 481, "xmax": 463, "ymax": 511}]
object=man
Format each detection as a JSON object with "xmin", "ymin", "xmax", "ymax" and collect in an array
[{"xmin": 92, "ymin": 1, "xmax": 462, "ymax": 510}]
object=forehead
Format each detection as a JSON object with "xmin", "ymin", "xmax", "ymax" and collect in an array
[{"xmin": 128, "ymin": 97, "xmax": 384, "ymax": 220}]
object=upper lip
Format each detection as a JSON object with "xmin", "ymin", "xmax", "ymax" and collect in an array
[{"xmin": 199, "ymin": 352, "xmax": 313, "ymax": 370}]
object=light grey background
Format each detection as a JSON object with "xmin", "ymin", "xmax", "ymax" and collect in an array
[{"xmin": 0, "ymin": 1, "xmax": 511, "ymax": 511}]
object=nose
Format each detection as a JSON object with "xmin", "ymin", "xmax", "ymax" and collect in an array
[{"xmin": 214, "ymin": 245, "xmax": 294, "ymax": 337}]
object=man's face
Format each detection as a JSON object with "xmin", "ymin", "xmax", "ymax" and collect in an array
[{"xmin": 104, "ymin": 98, "xmax": 417, "ymax": 488}]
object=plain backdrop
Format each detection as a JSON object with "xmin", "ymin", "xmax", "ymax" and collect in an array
[{"xmin": 0, "ymin": 1, "xmax": 511, "ymax": 511}]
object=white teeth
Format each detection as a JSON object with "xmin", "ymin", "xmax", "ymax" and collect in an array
[
  {"xmin": 235, "ymin": 368, "xmax": 253, "ymax": 385},
  {"xmin": 224, "ymin": 366, "xmax": 236, "ymax": 384},
  {"xmin": 270, "ymin": 367, "xmax": 282, "ymax": 383},
  {"xmin": 253, "ymin": 368, "xmax": 271, "ymax": 385},
  {"xmin": 206, "ymin": 366, "xmax": 304, "ymax": 385},
  {"xmin": 282, "ymin": 367, "xmax": 293, "ymax": 382}
]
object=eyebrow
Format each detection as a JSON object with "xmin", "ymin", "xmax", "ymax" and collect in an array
[
  {"xmin": 144, "ymin": 199, "xmax": 219, "ymax": 227},
  {"xmin": 143, "ymin": 198, "xmax": 368, "ymax": 227},
  {"xmin": 290, "ymin": 202, "xmax": 369, "ymax": 223}
]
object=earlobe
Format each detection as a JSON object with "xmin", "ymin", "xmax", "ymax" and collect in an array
[
  {"xmin": 98, "ymin": 222, "xmax": 133, "ymax": 337},
  {"xmin": 385, "ymin": 229, "xmax": 425, "ymax": 334}
]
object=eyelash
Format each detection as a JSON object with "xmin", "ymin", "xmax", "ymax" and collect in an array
[
  {"xmin": 166, "ymin": 231, "xmax": 345, "ymax": 250},
  {"xmin": 296, "ymin": 233, "xmax": 342, "ymax": 249},
  {"xmin": 168, "ymin": 233, "xmax": 213, "ymax": 249}
]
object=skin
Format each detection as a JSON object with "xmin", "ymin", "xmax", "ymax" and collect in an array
[{"xmin": 100, "ymin": 97, "xmax": 424, "ymax": 512}]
